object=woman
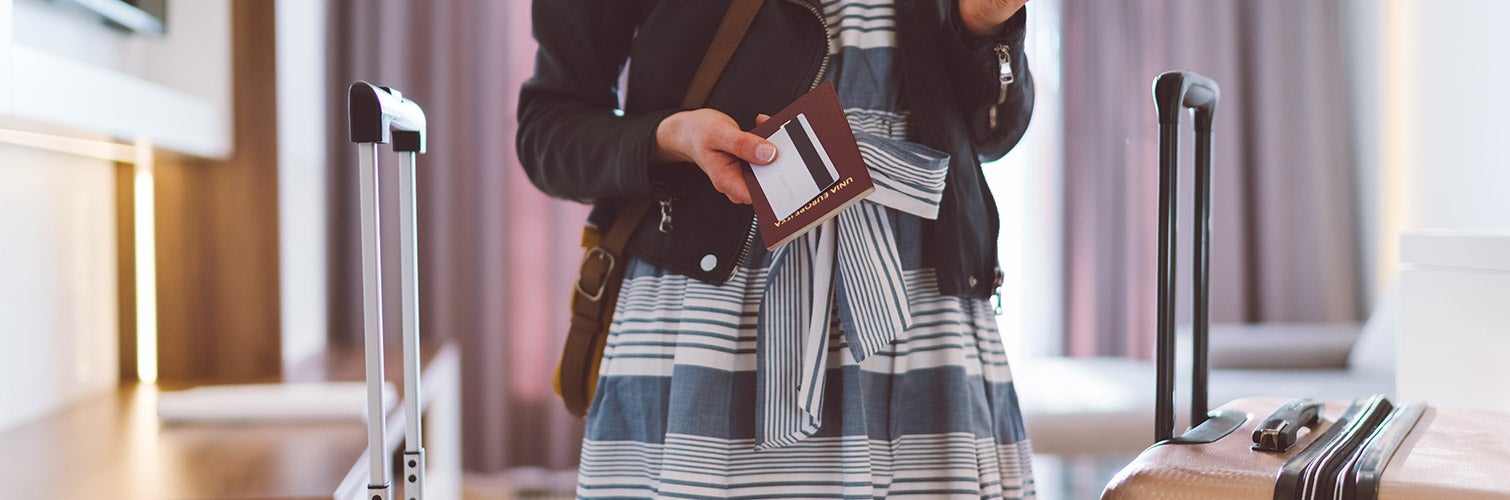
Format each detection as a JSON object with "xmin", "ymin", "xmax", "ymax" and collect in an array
[{"xmin": 519, "ymin": 0, "xmax": 1035, "ymax": 497}]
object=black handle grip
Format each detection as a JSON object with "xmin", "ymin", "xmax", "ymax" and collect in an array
[
  {"xmin": 1153, "ymin": 71, "xmax": 1219, "ymax": 131},
  {"xmin": 1252, "ymin": 399, "xmax": 1324, "ymax": 452},
  {"xmin": 348, "ymin": 81, "xmax": 429, "ymax": 152}
]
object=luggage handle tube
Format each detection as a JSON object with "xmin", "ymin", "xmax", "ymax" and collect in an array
[
  {"xmin": 357, "ymin": 143, "xmax": 392, "ymax": 500},
  {"xmin": 1155, "ymin": 122, "xmax": 1178, "ymax": 443},
  {"xmin": 1191, "ymin": 125, "xmax": 1212, "ymax": 430},
  {"xmin": 398, "ymin": 150, "xmax": 426, "ymax": 499},
  {"xmin": 1151, "ymin": 71, "xmax": 1219, "ymax": 443}
]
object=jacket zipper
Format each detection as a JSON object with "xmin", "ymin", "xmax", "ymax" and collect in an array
[
  {"xmin": 988, "ymin": 43, "xmax": 1013, "ymax": 129},
  {"xmin": 728, "ymin": 0, "xmax": 831, "ymax": 281},
  {"xmin": 727, "ymin": 219, "xmax": 758, "ymax": 281},
  {"xmin": 788, "ymin": 0, "xmax": 832, "ymax": 91}
]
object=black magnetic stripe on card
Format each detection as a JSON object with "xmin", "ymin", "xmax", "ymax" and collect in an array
[{"xmin": 784, "ymin": 118, "xmax": 835, "ymax": 189}]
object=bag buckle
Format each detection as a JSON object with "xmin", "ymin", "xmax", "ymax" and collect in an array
[{"xmin": 575, "ymin": 246, "xmax": 616, "ymax": 302}]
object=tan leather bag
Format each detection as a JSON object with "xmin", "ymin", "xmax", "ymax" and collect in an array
[{"xmin": 553, "ymin": 0, "xmax": 768, "ymax": 417}]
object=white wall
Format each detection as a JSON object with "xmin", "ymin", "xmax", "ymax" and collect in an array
[
  {"xmin": 0, "ymin": 0, "xmax": 230, "ymax": 432},
  {"xmin": 276, "ymin": 0, "xmax": 329, "ymax": 373},
  {"xmin": 1403, "ymin": 1, "xmax": 1510, "ymax": 232},
  {"xmin": 1348, "ymin": 0, "xmax": 1510, "ymax": 305},
  {"xmin": 11, "ymin": 0, "xmax": 230, "ymax": 115},
  {"xmin": 6, "ymin": 0, "xmax": 231, "ymax": 157},
  {"xmin": 0, "ymin": 143, "xmax": 118, "ymax": 431}
]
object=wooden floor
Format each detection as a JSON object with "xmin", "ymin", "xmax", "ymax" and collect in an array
[
  {"xmin": 0, "ymin": 344, "xmax": 460, "ymax": 500},
  {"xmin": 461, "ymin": 472, "xmax": 572, "ymax": 500}
]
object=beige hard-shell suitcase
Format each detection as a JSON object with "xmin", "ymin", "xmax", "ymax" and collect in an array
[
  {"xmin": 1102, "ymin": 72, "xmax": 1510, "ymax": 500},
  {"xmin": 1105, "ymin": 397, "xmax": 1510, "ymax": 499}
]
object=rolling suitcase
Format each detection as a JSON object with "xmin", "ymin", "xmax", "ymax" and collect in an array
[
  {"xmin": 348, "ymin": 81, "xmax": 431, "ymax": 500},
  {"xmin": 1101, "ymin": 71, "xmax": 1510, "ymax": 499}
]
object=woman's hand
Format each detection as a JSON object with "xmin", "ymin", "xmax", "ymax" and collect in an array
[
  {"xmin": 655, "ymin": 109, "xmax": 777, "ymax": 205},
  {"xmin": 958, "ymin": 0, "xmax": 1028, "ymax": 39}
]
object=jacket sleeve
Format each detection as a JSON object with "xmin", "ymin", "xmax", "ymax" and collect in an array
[
  {"xmin": 941, "ymin": 4, "xmax": 1034, "ymax": 163},
  {"xmin": 516, "ymin": 0, "xmax": 674, "ymax": 203}
]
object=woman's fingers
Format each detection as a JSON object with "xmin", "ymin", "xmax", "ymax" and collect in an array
[
  {"xmin": 716, "ymin": 125, "xmax": 778, "ymax": 166},
  {"xmin": 694, "ymin": 116, "xmax": 771, "ymax": 204},
  {"xmin": 959, "ymin": 0, "xmax": 1028, "ymax": 38},
  {"xmin": 698, "ymin": 151, "xmax": 752, "ymax": 204},
  {"xmin": 655, "ymin": 108, "xmax": 779, "ymax": 204}
]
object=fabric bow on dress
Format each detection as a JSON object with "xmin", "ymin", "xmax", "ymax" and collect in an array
[{"xmin": 755, "ymin": 131, "xmax": 952, "ymax": 450}]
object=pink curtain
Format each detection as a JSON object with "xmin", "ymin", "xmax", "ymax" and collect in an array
[
  {"xmin": 1061, "ymin": 0, "xmax": 1363, "ymax": 358},
  {"xmin": 325, "ymin": 0, "xmax": 590, "ymax": 471}
]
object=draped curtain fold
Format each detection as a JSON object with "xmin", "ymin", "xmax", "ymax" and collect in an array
[
  {"xmin": 1060, "ymin": 0, "xmax": 1363, "ymax": 358},
  {"xmin": 325, "ymin": 0, "xmax": 588, "ymax": 471}
]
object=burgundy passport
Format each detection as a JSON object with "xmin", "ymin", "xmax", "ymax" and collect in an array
[{"xmin": 742, "ymin": 82, "xmax": 874, "ymax": 250}]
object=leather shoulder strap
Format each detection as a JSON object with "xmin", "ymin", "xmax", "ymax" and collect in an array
[
  {"xmin": 609, "ymin": 0, "xmax": 766, "ymax": 247},
  {"xmin": 561, "ymin": 0, "xmax": 769, "ymax": 417},
  {"xmin": 609, "ymin": 0, "xmax": 765, "ymax": 241},
  {"xmin": 682, "ymin": 0, "xmax": 768, "ymax": 110}
]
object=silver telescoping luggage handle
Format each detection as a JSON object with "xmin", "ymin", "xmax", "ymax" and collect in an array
[
  {"xmin": 349, "ymin": 81, "xmax": 429, "ymax": 500},
  {"xmin": 1150, "ymin": 71, "xmax": 1248, "ymax": 445}
]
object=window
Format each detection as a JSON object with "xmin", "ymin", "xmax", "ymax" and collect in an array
[{"xmin": 985, "ymin": 0, "xmax": 1064, "ymax": 361}]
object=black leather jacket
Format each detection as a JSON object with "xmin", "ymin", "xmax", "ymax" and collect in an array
[{"xmin": 518, "ymin": 0, "xmax": 1033, "ymax": 298}]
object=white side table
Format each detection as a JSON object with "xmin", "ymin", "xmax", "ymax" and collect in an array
[{"xmin": 1398, "ymin": 230, "xmax": 1510, "ymax": 412}]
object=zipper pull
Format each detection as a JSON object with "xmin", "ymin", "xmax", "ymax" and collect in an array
[
  {"xmin": 651, "ymin": 181, "xmax": 675, "ymax": 234},
  {"xmin": 991, "ymin": 266, "xmax": 1004, "ymax": 315},
  {"xmin": 658, "ymin": 198, "xmax": 674, "ymax": 233},
  {"xmin": 989, "ymin": 43, "xmax": 1013, "ymax": 129}
]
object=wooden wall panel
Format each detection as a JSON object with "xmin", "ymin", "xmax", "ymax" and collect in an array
[
  {"xmin": 152, "ymin": 0, "xmax": 283, "ymax": 383},
  {"xmin": 116, "ymin": 162, "xmax": 137, "ymax": 382}
]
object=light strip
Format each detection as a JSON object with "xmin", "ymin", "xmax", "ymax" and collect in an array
[
  {"xmin": 1380, "ymin": 0, "xmax": 1417, "ymax": 295},
  {"xmin": 0, "ymin": 127, "xmax": 136, "ymax": 163},
  {"xmin": 133, "ymin": 136, "xmax": 158, "ymax": 384}
]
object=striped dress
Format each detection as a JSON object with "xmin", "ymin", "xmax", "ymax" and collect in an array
[{"xmin": 576, "ymin": 0, "xmax": 1036, "ymax": 497}]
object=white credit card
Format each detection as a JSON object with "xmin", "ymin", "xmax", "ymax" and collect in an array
[{"xmin": 752, "ymin": 113, "xmax": 840, "ymax": 220}]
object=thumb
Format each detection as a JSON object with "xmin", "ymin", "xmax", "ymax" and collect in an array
[{"xmin": 722, "ymin": 127, "xmax": 779, "ymax": 165}]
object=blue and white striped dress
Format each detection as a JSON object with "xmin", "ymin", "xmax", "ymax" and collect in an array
[{"xmin": 576, "ymin": 0, "xmax": 1036, "ymax": 497}]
